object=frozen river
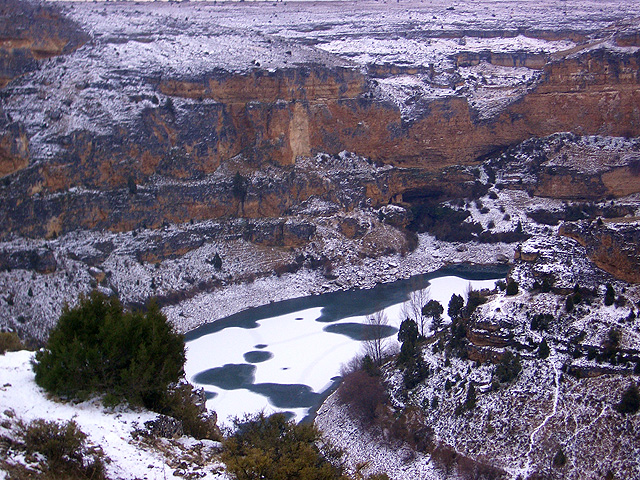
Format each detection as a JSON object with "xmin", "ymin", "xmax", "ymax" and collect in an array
[{"xmin": 184, "ymin": 265, "xmax": 507, "ymax": 425}]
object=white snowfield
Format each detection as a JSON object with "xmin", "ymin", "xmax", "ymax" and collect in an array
[{"xmin": 0, "ymin": 350, "xmax": 227, "ymax": 480}]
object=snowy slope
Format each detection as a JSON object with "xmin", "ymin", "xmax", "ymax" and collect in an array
[{"xmin": 0, "ymin": 350, "xmax": 227, "ymax": 480}]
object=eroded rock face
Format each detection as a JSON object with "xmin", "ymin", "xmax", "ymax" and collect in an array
[
  {"xmin": 0, "ymin": 0, "xmax": 639, "ymax": 241},
  {"xmin": 560, "ymin": 220, "xmax": 640, "ymax": 283},
  {"xmin": 0, "ymin": 0, "xmax": 88, "ymax": 86}
]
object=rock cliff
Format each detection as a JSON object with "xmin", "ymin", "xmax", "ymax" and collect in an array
[
  {"xmin": 1, "ymin": 0, "xmax": 640, "ymax": 339},
  {"xmin": 560, "ymin": 219, "xmax": 640, "ymax": 283},
  {"xmin": 1, "ymin": 0, "xmax": 639, "ymax": 241}
]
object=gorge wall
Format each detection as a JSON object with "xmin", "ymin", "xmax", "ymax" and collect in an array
[{"xmin": 1, "ymin": 0, "xmax": 640, "ymax": 241}]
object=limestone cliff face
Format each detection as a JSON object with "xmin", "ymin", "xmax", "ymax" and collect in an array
[
  {"xmin": 559, "ymin": 220, "xmax": 640, "ymax": 283},
  {"xmin": 2, "ymin": 46, "xmax": 640, "ymax": 238},
  {"xmin": 1, "ymin": 0, "xmax": 640, "ymax": 243},
  {"xmin": 149, "ymin": 48, "xmax": 640, "ymax": 171}
]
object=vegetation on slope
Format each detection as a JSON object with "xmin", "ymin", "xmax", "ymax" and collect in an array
[{"xmin": 31, "ymin": 290, "xmax": 219, "ymax": 441}]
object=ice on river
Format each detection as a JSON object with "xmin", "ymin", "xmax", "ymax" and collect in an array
[{"xmin": 184, "ymin": 275, "xmax": 498, "ymax": 425}]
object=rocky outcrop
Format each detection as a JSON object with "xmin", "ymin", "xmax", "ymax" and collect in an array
[
  {"xmin": 559, "ymin": 219, "xmax": 640, "ymax": 283},
  {"xmin": 0, "ymin": 0, "xmax": 88, "ymax": 86}
]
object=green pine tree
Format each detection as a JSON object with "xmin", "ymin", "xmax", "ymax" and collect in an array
[
  {"xmin": 33, "ymin": 291, "xmax": 185, "ymax": 410},
  {"xmin": 538, "ymin": 338, "xmax": 550, "ymax": 359}
]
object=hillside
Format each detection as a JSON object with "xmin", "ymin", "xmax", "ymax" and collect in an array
[
  {"xmin": 1, "ymin": 0, "xmax": 639, "ymax": 341},
  {"xmin": 317, "ymin": 232, "xmax": 640, "ymax": 479}
]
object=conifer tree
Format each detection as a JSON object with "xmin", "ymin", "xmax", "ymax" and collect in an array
[
  {"xmin": 448, "ymin": 294, "xmax": 464, "ymax": 320},
  {"xmin": 615, "ymin": 383, "xmax": 639, "ymax": 415},
  {"xmin": 538, "ymin": 338, "xmax": 550, "ymax": 359},
  {"xmin": 604, "ymin": 283, "xmax": 615, "ymax": 306},
  {"xmin": 33, "ymin": 291, "xmax": 185, "ymax": 410}
]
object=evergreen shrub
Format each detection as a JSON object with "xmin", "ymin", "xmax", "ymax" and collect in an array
[
  {"xmin": 495, "ymin": 351, "xmax": 522, "ymax": 383},
  {"xmin": 222, "ymin": 412, "xmax": 348, "ymax": 480},
  {"xmin": 505, "ymin": 280, "xmax": 519, "ymax": 296},
  {"xmin": 33, "ymin": 291, "xmax": 185, "ymax": 411},
  {"xmin": 615, "ymin": 383, "xmax": 640, "ymax": 414}
]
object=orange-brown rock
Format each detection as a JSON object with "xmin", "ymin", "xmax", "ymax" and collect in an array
[
  {"xmin": 159, "ymin": 66, "xmax": 366, "ymax": 104},
  {"xmin": 0, "ymin": 0, "xmax": 87, "ymax": 86},
  {"xmin": 137, "ymin": 49, "xmax": 640, "ymax": 184},
  {"xmin": 559, "ymin": 220, "xmax": 640, "ymax": 283},
  {"xmin": 0, "ymin": 123, "xmax": 29, "ymax": 177}
]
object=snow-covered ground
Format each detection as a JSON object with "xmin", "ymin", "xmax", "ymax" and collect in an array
[
  {"xmin": 0, "ymin": 350, "xmax": 227, "ymax": 480},
  {"xmin": 316, "ymin": 393, "xmax": 441, "ymax": 480}
]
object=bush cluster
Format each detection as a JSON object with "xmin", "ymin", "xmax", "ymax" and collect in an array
[
  {"xmin": 222, "ymin": 412, "xmax": 348, "ymax": 480},
  {"xmin": 18, "ymin": 418, "xmax": 106, "ymax": 479},
  {"xmin": 505, "ymin": 280, "xmax": 519, "ymax": 296},
  {"xmin": 160, "ymin": 381, "xmax": 221, "ymax": 440},
  {"xmin": 530, "ymin": 313, "xmax": 553, "ymax": 332},
  {"xmin": 495, "ymin": 351, "xmax": 522, "ymax": 384},
  {"xmin": 33, "ymin": 291, "xmax": 185, "ymax": 411},
  {"xmin": 465, "ymin": 290, "xmax": 487, "ymax": 317},
  {"xmin": 0, "ymin": 331, "xmax": 23, "ymax": 354},
  {"xmin": 337, "ymin": 370, "xmax": 388, "ymax": 424}
]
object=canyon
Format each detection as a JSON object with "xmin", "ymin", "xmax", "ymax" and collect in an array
[{"xmin": 1, "ymin": 1, "xmax": 640, "ymax": 479}]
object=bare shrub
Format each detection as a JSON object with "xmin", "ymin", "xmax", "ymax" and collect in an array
[
  {"xmin": 431, "ymin": 442, "xmax": 458, "ymax": 475},
  {"xmin": 457, "ymin": 455, "xmax": 506, "ymax": 479},
  {"xmin": 337, "ymin": 370, "xmax": 387, "ymax": 424},
  {"xmin": 386, "ymin": 407, "xmax": 432, "ymax": 452},
  {"xmin": 18, "ymin": 418, "xmax": 106, "ymax": 479},
  {"xmin": 400, "ymin": 286, "xmax": 431, "ymax": 337},
  {"xmin": 0, "ymin": 331, "xmax": 23, "ymax": 354},
  {"xmin": 431, "ymin": 442, "xmax": 506, "ymax": 480},
  {"xmin": 363, "ymin": 311, "xmax": 390, "ymax": 366}
]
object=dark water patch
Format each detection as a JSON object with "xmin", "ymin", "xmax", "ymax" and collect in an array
[
  {"xmin": 295, "ymin": 317, "xmax": 304, "ymax": 321},
  {"xmin": 254, "ymin": 344, "xmax": 268, "ymax": 349},
  {"xmin": 244, "ymin": 350, "xmax": 274, "ymax": 363},
  {"xmin": 323, "ymin": 322, "xmax": 398, "ymax": 341},
  {"xmin": 281, "ymin": 411, "xmax": 296, "ymax": 422},
  {"xmin": 204, "ymin": 391, "xmax": 218, "ymax": 400},
  {"xmin": 193, "ymin": 363, "xmax": 256, "ymax": 390},
  {"xmin": 184, "ymin": 264, "xmax": 508, "ymax": 342},
  {"xmin": 248, "ymin": 383, "xmax": 321, "ymax": 409},
  {"xmin": 313, "ymin": 264, "xmax": 508, "ymax": 323}
]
